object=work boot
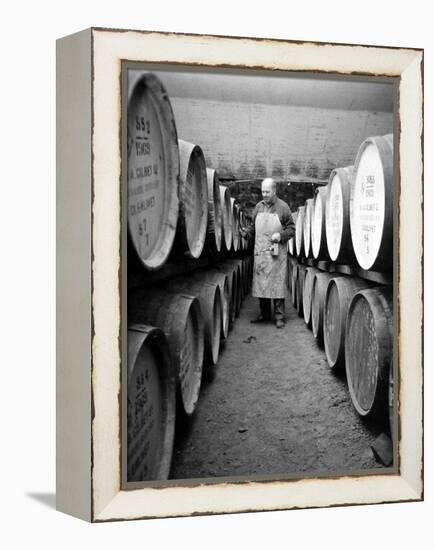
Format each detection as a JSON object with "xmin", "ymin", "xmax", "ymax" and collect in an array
[{"xmin": 275, "ymin": 319, "xmax": 285, "ymax": 329}]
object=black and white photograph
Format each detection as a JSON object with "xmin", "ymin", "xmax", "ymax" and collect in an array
[
  {"xmin": 124, "ymin": 64, "xmax": 397, "ymax": 485},
  {"xmin": 2, "ymin": 0, "xmax": 431, "ymax": 540},
  {"xmin": 54, "ymin": 25, "xmax": 423, "ymax": 524}
]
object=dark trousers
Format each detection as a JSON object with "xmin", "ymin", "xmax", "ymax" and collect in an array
[{"xmin": 259, "ymin": 298, "xmax": 285, "ymax": 322}]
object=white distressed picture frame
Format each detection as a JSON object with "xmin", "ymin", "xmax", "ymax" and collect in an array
[{"xmin": 56, "ymin": 28, "xmax": 423, "ymax": 522}]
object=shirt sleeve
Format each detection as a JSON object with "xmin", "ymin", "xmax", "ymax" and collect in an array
[{"xmin": 279, "ymin": 203, "xmax": 295, "ymax": 244}]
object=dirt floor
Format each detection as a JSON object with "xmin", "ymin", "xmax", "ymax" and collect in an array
[{"xmin": 170, "ymin": 288, "xmax": 387, "ymax": 480}]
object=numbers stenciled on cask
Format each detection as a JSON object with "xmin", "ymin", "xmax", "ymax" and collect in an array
[
  {"xmin": 359, "ymin": 173, "xmax": 381, "ymax": 256},
  {"xmin": 312, "ymin": 196, "xmax": 322, "ymax": 255},
  {"xmin": 127, "ymin": 342, "xmax": 163, "ymax": 482},
  {"xmin": 352, "ymin": 142, "xmax": 385, "ymax": 269},
  {"xmin": 326, "ymin": 175, "xmax": 344, "ymax": 259},
  {"xmin": 128, "ymin": 86, "xmax": 166, "ymax": 259},
  {"xmin": 330, "ymin": 188, "xmax": 342, "ymax": 247},
  {"xmin": 127, "ymin": 366, "xmax": 156, "ymax": 480}
]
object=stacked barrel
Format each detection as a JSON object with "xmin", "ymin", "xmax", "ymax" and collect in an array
[
  {"xmin": 288, "ymin": 134, "xmax": 394, "ymax": 433},
  {"xmin": 126, "ymin": 73, "xmax": 254, "ymax": 481}
]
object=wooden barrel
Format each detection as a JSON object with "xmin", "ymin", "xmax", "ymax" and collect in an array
[
  {"xmin": 350, "ymin": 135, "xmax": 394, "ymax": 272},
  {"xmin": 288, "ymin": 212, "xmax": 298, "ymax": 258},
  {"xmin": 246, "ymin": 255, "xmax": 253, "ymax": 292},
  {"xmin": 303, "ymin": 199, "xmax": 314, "ymax": 258},
  {"xmin": 219, "ymin": 185, "xmax": 233, "ymax": 251},
  {"xmin": 239, "ymin": 210, "xmax": 248, "ymax": 251},
  {"xmin": 238, "ymin": 257, "xmax": 245, "ymax": 297},
  {"xmin": 303, "ymin": 267, "xmax": 319, "ymax": 328},
  {"xmin": 236, "ymin": 260, "xmax": 243, "ymax": 311},
  {"xmin": 164, "ymin": 279, "xmax": 222, "ymax": 366},
  {"xmin": 345, "ymin": 287, "xmax": 393, "ymax": 417},
  {"xmin": 325, "ymin": 166, "xmax": 356, "ymax": 263},
  {"xmin": 291, "ymin": 262, "xmax": 298, "ymax": 308},
  {"xmin": 231, "ymin": 198, "xmax": 240, "ymax": 252},
  {"xmin": 311, "ymin": 186, "xmax": 329, "ymax": 260},
  {"xmin": 127, "ymin": 324, "xmax": 176, "ymax": 481},
  {"xmin": 129, "ymin": 289, "xmax": 204, "ymax": 415},
  {"xmin": 214, "ymin": 263, "xmax": 237, "ymax": 327},
  {"xmin": 287, "ymin": 238, "xmax": 294, "ymax": 256},
  {"xmin": 175, "ymin": 139, "xmax": 208, "ymax": 259},
  {"xmin": 245, "ymin": 255, "xmax": 253, "ymax": 292},
  {"xmin": 224, "ymin": 260, "xmax": 242, "ymax": 317},
  {"xmin": 296, "ymin": 265, "xmax": 307, "ymax": 317},
  {"xmin": 287, "ymin": 255, "xmax": 294, "ymax": 290},
  {"xmin": 206, "ymin": 168, "xmax": 223, "ymax": 253},
  {"xmin": 311, "ymin": 272, "xmax": 344, "ymax": 344},
  {"xmin": 191, "ymin": 269, "xmax": 230, "ymax": 340},
  {"xmin": 295, "ymin": 206, "xmax": 305, "ymax": 258},
  {"xmin": 323, "ymin": 277, "xmax": 373, "ymax": 370},
  {"xmin": 242, "ymin": 257, "xmax": 250, "ymax": 296},
  {"xmin": 127, "ymin": 74, "xmax": 179, "ymax": 270}
]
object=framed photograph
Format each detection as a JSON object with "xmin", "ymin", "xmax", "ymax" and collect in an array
[{"xmin": 56, "ymin": 28, "xmax": 423, "ymax": 522}]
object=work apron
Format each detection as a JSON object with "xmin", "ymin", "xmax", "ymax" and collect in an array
[{"xmin": 252, "ymin": 212, "xmax": 287, "ymax": 299}]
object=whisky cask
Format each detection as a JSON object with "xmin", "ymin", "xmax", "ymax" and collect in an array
[
  {"xmin": 303, "ymin": 199, "xmax": 314, "ymax": 258},
  {"xmin": 174, "ymin": 139, "xmax": 208, "ymax": 259},
  {"xmin": 311, "ymin": 186, "xmax": 329, "ymax": 260},
  {"xmin": 219, "ymin": 185, "xmax": 233, "ymax": 252},
  {"xmin": 224, "ymin": 259, "xmax": 242, "ymax": 317},
  {"xmin": 311, "ymin": 272, "xmax": 344, "ymax": 345},
  {"xmin": 296, "ymin": 265, "xmax": 307, "ymax": 317},
  {"xmin": 127, "ymin": 74, "xmax": 179, "ymax": 270},
  {"xmin": 164, "ymin": 279, "xmax": 222, "ymax": 366},
  {"xmin": 345, "ymin": 287, "xmax": 393, "ymax": 417},
  {"xmin": 213, "ymin": 263, "xmax": 237, "ymax": 327},
  {"xmin": 231, "ymin": 198, "xmax": 240, "ymax": 252},
  {"xmin": 127, "ymin": 324, "xmax": 176, "ymax": 481},
  {"xmin": 295, "ymin": 206, "xmax": 305, "ymax": 258},
  {"xmin": 129, "ymin": 289, "xmax": 204, "ymax": 416},
  {"xmin": 350, "ymin": 135, "xmax": 394, "ymax": 272},
  {"xmin": 325, "ymin": 166, "xmax": 356, "ymax": 263},
  {"xmin": 303, "ymin": 267, "xmax": 320, "ymax": 328},
  {"xmin": 191, "ymin": 269, "xmax": 230, "ymax": 340},
  {"xmin": 323, "ymin": 277, "xmax": 373, "ymax": 369},
  {"xmin": 291, "ymin": 262, "xmax": 298, "ymax": 308},
  {"xmin": 206, "ymin": 168, "xmax": 223, "ymax": 253}
]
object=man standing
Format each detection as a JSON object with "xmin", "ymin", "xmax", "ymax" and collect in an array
[{"xmin": 241, "ymin": 178, "xmax": 295, "ymax": 328}]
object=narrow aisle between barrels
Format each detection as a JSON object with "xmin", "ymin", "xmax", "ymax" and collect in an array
[{"xmin": 170, "ymin": 290, "xmax": 384, "ymax": 479}]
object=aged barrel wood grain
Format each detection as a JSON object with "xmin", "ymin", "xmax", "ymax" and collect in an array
[{"xmin": 345, "ymin": 287, "xmax": 393, "ymax": 417}]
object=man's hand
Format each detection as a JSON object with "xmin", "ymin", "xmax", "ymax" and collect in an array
[{"xmin": 271, "ymin": 232, "xmax": 281, "ymax": 243}]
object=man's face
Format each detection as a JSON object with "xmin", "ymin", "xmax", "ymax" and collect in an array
[{"xmin": 262, "ymin": 181, "xmax": 275, "ymax": 204}]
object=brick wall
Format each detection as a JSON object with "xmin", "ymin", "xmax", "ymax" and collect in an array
[
  {"xmin": 169, "ymin": 96, "xmax": 391, "ymax": 201},
  {"xmin": 168, "ymin": 96, "xmax": 393, "ymax": 215}
]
